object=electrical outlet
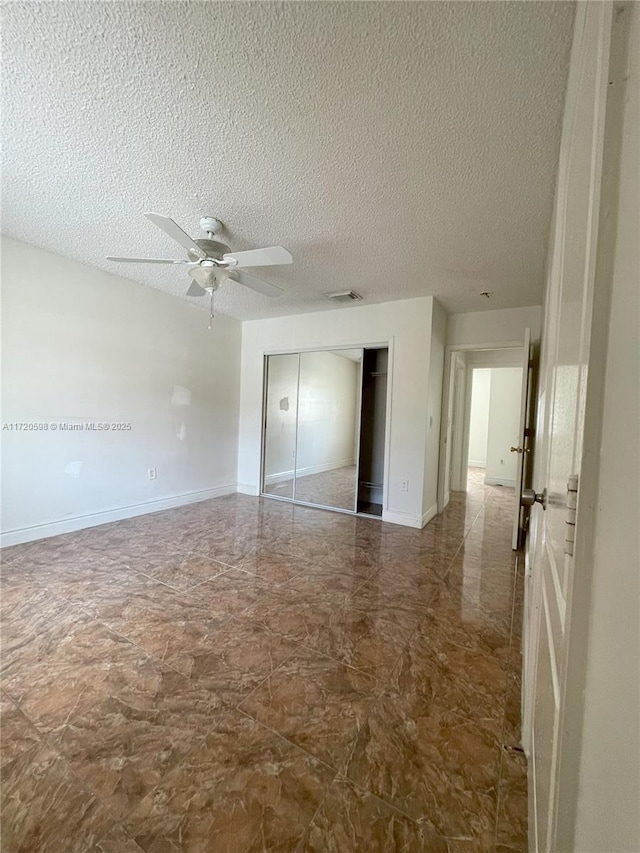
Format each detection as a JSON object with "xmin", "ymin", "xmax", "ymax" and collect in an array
[
  {"xmin": 148, "ymin": 467, "xmax": 157, "ymax": 480},
  {"xmin": 401, "ymin": 479, "xmax": 409, "ymax": 492}
]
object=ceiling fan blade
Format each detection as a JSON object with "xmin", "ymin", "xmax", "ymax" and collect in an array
[
  {"xmin": 144, "ymin": 212, "xmax": 205, "ymax": 257},
  {"xmin": 186, "ymin": 281, "xmax": 206, "ymax": 297},
  {"xmin": 230, "ymin": 271, "xmax": 284, "ymax": 298},
  {"xmin": 107, "ymin": 256, "xmax": 192, "ymax": 265},
  {"xmin": 223, "ymin": 246, "xmax": 292, "ymax": 268}
]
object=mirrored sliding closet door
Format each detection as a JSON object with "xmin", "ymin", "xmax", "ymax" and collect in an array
[
  {"xmin": 262, "ymin": 346, "xmax": 387, "ymax": 517},
  {"xmin": 296, "ymin": 349, "xmax": 362, "ymax": 510},
  {"xmin": 262, "ymin": 353, "xmax": 299, "ymax": 499},
  {"xmin": 262, "ymin": 348, "xmax": 363, "ymax": 512}
]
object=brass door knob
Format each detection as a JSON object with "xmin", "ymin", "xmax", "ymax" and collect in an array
[{"xmin": 521, "ymin": 488, "xmax": 547, "ymax": 509}]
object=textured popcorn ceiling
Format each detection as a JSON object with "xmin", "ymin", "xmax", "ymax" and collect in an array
[{"xmin": 1, "ymin": 1, "xmax": 574, "ymax": 320}]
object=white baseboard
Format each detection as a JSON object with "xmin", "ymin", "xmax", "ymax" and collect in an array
[
  {"xmin": 468, "ymin": 460, "xmax": 487, "ymax": 468},
  {"xmin": 237, "ymin": 483, "xmax": 260, "ymax": 496},
  {"xmin": 263, "ymin": 470, "xmax": 295, "ymax": 486},
  {"xmin": 484, "ymin": 476, "xmax": 516, "ymax": 488},
  {"xmin": 264, "ymin": 458, "xmax": 354, "ymax": 485},
  {"xmin": 381, "ymin": 509, "xmax": 423, "ymax": 529},
  {"xmin": 421, "ymin": 503, "xmax": 438, "ymax": 528},
  {"xmin": 0, "ymin": 483, "xmax": 237, "ymax": 548}
]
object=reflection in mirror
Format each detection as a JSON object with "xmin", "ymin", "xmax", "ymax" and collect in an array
[
  {"xmin": 295, "ymin": 349, "xmax": 362, "ymax": 510},
  {"xmin": 263, "ymin": 353, "xmax": 299, "ymax": 499}
]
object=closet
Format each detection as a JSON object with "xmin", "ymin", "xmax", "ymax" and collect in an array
[
  {"xmin": 357, "ymin": 347, "xmax": 388, "ymax": 516},
  {"xmin": 261, "ymin": 346, "xmax": 388, "ymax": 517}
]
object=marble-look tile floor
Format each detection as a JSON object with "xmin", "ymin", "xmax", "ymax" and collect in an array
[{"xmin": 0, "ymin": 469, "xmax": 527, "ymax": 852}]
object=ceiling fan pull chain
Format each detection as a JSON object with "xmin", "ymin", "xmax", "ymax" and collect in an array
[{"xmin": 208, "ymin": 289, "xmax": 215, "ymax": 329}]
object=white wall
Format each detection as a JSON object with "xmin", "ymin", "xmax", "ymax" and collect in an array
[
  {"xmin": 447, "ymin": 305, "xmax": 541, "ymax": 347},
  {"xmin": 1, "ymin": 237, "xmax": 241, "ymax": 545},
  {"xmin": 468, "ymin": 369, "xmax": 491, "ymax": 467},
  {"xmin": 572, "ymin": 4, "xmax": 640, "ymax": 849},
  {"xmin": 238, "ymin": 297, "xmax": 436, "ymax": 527},
  {"xmin": 484, "ymin": 367, "xmax": 522, "ymax": 486},
  {"xmin": 422, "ymin": 299, "xmax": 446, "ymax": 519}
]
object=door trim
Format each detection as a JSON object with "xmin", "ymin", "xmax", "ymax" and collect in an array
[{"xmin": 437, "ymin": 339, "xmax": 530, "ymax": 513}]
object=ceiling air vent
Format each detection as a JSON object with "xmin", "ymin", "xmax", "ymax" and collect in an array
[{"xmin": 324, "ymin": 290, "xmax": 362, "ymax": 303}]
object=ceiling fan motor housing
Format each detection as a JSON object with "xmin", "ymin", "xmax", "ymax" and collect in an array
[{"xmin": 188, "ymin": 238, "xmax": 231, "ymax": 263}]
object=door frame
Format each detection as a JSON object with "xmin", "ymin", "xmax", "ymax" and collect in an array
[
  {"xmin": 462, "ymin": 360, "xmax": 526, "ymax": 494},
  {"xmin": 437, "ymin": 339, "xmax": 529, "ymax": 513}
]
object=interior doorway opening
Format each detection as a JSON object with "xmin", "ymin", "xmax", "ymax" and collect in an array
[
  {"xmin": 449, "ymin": 351, "xmax": 524, "ymax": 494},
  {"xmin": 466, "ymin": 365, "xmax": 524, "ymax": 491},
  {"xmin": 356, "ymin": 347, "xmax": 388, "ymax": 516},
  {"xmin": 440, "ymin": 338, "xmax": 533, "ymax": 549}
]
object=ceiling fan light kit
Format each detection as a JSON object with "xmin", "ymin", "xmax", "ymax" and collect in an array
[
  {"xmin": 187, "ymin": 261, "xmax": 223, "ymax": 290},
  {"xmin": 107, "ymin": 213, "xmax": 292, "ymax": 327}
]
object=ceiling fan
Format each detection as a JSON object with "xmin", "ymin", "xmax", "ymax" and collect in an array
[{"xmin": 107, "ymin": 213, "xmax": 292, "ymax": 326}]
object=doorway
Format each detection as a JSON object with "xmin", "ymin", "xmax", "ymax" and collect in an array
[
  {"xmin": 356, "ymin": 347, "xmax": 388, "ymax": 516},
  {"xmin": 439, "ymin": 340, "xmax": 533, "ymax": 549},
  {"xmin": 466, "ymin": 365, "xmax": 523, "ymax": 490}
]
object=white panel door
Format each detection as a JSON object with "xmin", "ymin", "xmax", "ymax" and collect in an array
[{"xmin": 523, "ymin": 4, "xmax": 612, "ymax": 852}]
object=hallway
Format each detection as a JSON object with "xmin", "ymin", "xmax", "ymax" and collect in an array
[{"xmin": 1, "ymin": 476, "xmax": 527, "ymax": 852}]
